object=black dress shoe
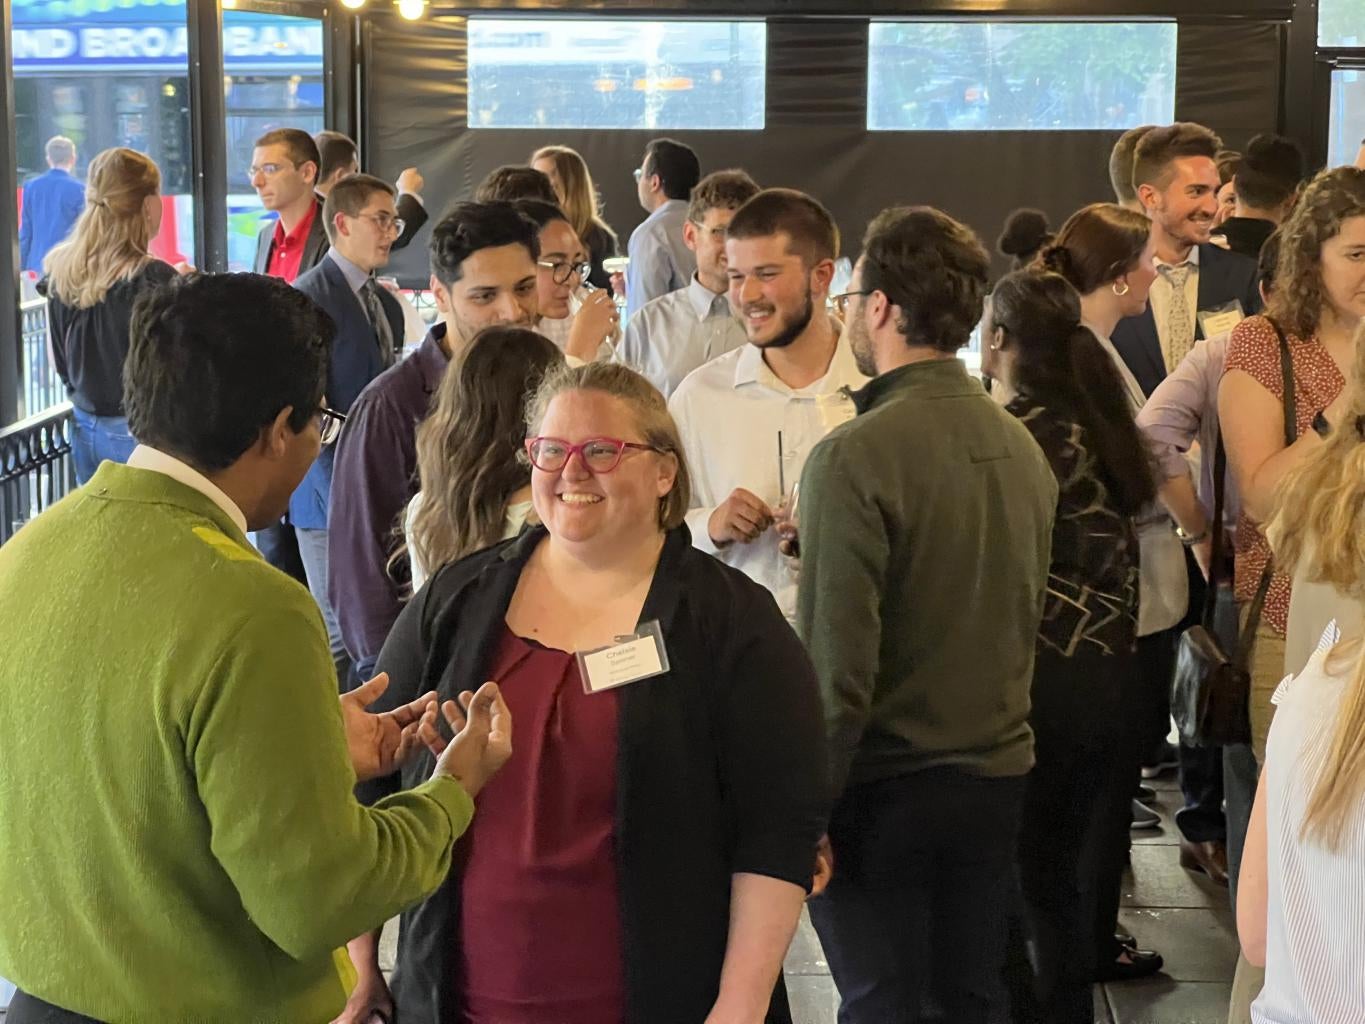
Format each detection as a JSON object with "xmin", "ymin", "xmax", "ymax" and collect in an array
[
  {"xmin": 1096, "ymin": 943, "xmax": 1164, "ymax": 982},
  {"xmin": 1179, "ymin": 838, "xmax": 1230, "ymax": 887}
]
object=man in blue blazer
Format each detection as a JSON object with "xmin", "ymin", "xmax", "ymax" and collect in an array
[
  {"xmin": 19, "ymin": 136, "xmax": 85, "ymax": 273},
  {"xmin": 1112, "ymin": 123, "xmax": 1261, "ymax": 398},
  {"xmin": 289, "ymin": 174, "xmax": 406, "ymax": 684}
]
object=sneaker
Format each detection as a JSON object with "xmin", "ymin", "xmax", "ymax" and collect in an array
[
  {"xmin": 1131, "ymin": 798, "xmax": 1161, "ymax": 830},
  {"xmin": 1134, "ymin": 783, "xmax": 1157, "ymax": 801},
  {"xmin": 1141, "ymin": 740, "xmax": 1179, "ymax": 779}
]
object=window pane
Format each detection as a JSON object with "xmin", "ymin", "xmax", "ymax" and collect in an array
[
  {"xmin": 868, "ymin": 22, "xmax": 1177, "ymax": 131},
  {"xmin": 224, "ymin": 9, "xmax": 325, "ymax": 272},
  {"xmin": 1329, "ymin": 69, "xmax": 1365, "ymax": 169},
  {"xmin": 468, "ymin": 19, "xmax": 766, "ymax": 130},
  {"xmin": 1320, "ymin": 0, "xmax": 1365, "ymax": 47}
]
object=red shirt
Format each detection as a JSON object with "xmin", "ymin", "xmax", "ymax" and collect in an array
[
  {"xmin": 459, "ymin": 626, "xmax": 625, "ymax": 1024},
  {"xmin": 265, "ymin": 199, "xmax": 318, "ymax": 283}
]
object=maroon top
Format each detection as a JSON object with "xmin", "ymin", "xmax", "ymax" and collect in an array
[{"xmin": 459, "ymin": 625, "xmax": 625, "ymax": 1024}]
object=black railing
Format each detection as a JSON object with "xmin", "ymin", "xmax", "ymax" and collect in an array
[
  {"xmin": 1, "ymin": 402, "xmax": 76, "ymax": 545},
  {"xmin": 21, "ymin": 297, "xmax": 64, "ymax": 419}
]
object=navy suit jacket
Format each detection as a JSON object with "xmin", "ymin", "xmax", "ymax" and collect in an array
[
  {"xmin": 290, "ymin": 255, "xmax": 405, "ymax": 529},
  {"xmin": 1111, "ymin": 243, "xmax": 1261, "ymax": 398},
  {"xmin": 19, "ymin": 168, "xmax": 85, "ymax": 272}
]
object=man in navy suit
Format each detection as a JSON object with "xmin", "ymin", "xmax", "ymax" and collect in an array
[
  {"xmin": 289, "ymin": 174, "xmax": 405, "ymax": 684},
  {"xmin": 1112, "ymin": 123, "xmax": 1261, "ymax": 398},
  {"xmin": 18, "ymin": 136, "xmax": 85, "ymax": 274}
]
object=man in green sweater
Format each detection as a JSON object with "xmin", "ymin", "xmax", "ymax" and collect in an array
[
  {"xmin": 0, "ymin": 273, "xmax": 510, "ymax": 1023},
  {"xmin": 797, "ymin": 207, "xmax": 1057, "ymax": 1023}
]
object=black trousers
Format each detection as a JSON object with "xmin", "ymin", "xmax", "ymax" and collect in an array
[
  {"xmin": 1174, "ymin": 564, "xmax": 1232, "ymax": 844},
  {"xmin": 6, "ymin": 991, "xmax": 104, "ymax": 1024},
  {"xmin": 1016, "ymin": 646, "xmax": 1131, "ymax": 1023},
  {"xmin": 810, "ymin": 766, "xmax": 1026, "ymax": 1024}
]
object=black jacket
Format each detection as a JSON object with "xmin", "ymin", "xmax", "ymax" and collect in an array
[
  {"xmin": 361, "ymin": 525, "xmax": 828, "ymax": 1024},
  {"xmin": 252, "ymin": 196, "xmax": 329, "ymax": 277},
  {"xmin": 1111, "ymin": 241, "xmax": 1261, "ymax": 397},
  {"xmin": 1212, "ymin": 216, "xmax": 1276, "ymax": 261},
  {"xmin": 392, "ymin": 192, "xmax": 429, "ymax": 252}
]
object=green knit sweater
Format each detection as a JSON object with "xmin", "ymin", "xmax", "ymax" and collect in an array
[{"xmin": 0, "ymin": 463, "xmax": 473, "ymax": 1022}]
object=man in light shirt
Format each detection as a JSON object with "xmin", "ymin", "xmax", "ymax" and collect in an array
[
  {"xmin": 668, "ymin": 189, "xmax": 867, "ymax": 620},
  {"xmin": 618, "ymin": 169, "xmax": 758, "ymax": 398},
  {"xmin": 625, "ymin": 138, "xmax": 701, "ymax": 318}
]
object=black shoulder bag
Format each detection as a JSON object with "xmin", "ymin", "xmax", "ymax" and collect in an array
[{"xmin": 1171, "ymin": 320, "xmax": 1295, "ymax": 747}]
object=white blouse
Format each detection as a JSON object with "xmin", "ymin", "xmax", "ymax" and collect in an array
[
  {"xmin": 404, "ymin": 495, "xmax": 534, "ymax": 593},
  {"xmin": 1254, "ymin": 617, "xmax": 1365, "ymax": 1024}
]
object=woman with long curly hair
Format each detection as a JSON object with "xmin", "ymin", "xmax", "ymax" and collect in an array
[
  {"xmin": 42, "ymin": 147, "xmax": 183, "ymax": 483},
  {"xmin": 404, "ymin": 326, "xmax": 564, "ymax": 590}
]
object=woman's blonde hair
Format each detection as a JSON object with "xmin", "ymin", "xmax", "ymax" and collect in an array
[
  {"xmin": 1271, "ymin": 318, "xmax": 1365, "ymax": 851},
  {"xmin": 1266, "ymin": 166, "xmax": 1365, "ymax": 341},
  {"xmin": 525, "ymin": 362, "xmax": 691, "ymax": 531},
  {"xmin": 45, "ymin": 147, "xmax": 161, "ymax": 309},
  {"xmin": 408, "ymin": 327, "xmax": 563, "ymax": 577},
  {"xmin": 530, "ymin": 145, "xmax": 608, "ymax": 245}
]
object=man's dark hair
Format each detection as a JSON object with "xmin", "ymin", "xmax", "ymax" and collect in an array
[
  {"xmin": 252, "ymin": 128, "xmax": 321, "ymax": 176},
  {"xmin": 726, "ymin": 188, "xmax": 839, "ymax": 267},
  {"xmin": 644, "ymin": 138, "xmax": 702, "ymax": 201},
  {"xmin": 322, "ymin": 173, "xmax": 397, "ymax": 243},
  {"xmin": 314, "ymin": 129, "xmax": 359, "ymax": 183},
  {"xmin": 1236, "ymin": 134, "xmax": 1305, "ymax": 211},
  {"xmin": 686, "ymin": 169, "xmax": 760, "ymax": 223},
  {"xmin": 428, "ymin": 201, "xmax": 541, "ymax": 288},
  {"xmin": 124, "ymin": 274, "xmax": 333, "ymax": 473},
  {"xmin": 512, "ymin": 199, "xmax": 570, "ymax": 231},
  {"xmin": 861, "ymin": 206, "xmax": 990, "ymax": 354},
  {"xmin": 1132, "ymin": 122, "xmax": 1223, "ymax": 192},
  {"xmin": 474, "ymin": 165, "xmax": 557, "ymax": 204},
  {"xmin": 1109, "ymin": 125, "xmax": 1155, "ymax": 204}
]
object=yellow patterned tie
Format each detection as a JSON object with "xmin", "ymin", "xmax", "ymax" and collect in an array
[{"xmin": 1161, "ymin": 263, "xmax": 1193, "ymax": 372}]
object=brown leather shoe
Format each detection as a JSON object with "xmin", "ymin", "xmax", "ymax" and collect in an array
[{"xmin": 1179, "ymin": 838, "xmax": 1229, "ymax": 886}]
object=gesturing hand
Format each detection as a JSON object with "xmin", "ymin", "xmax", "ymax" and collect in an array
[
  {"xmin": 424, "ymin": 681, "xmax": 514, "ymax": 799},
  {"xmin": 708, "ymin": 488, "xmax": 774, "ymax": 547},
  {"xmin": 340, "ymin": 672, "xmax": 442, "ymax": 783},
  {"xmin": 396, "ymin": 166, "xmax": 425, "ymax": 195}
]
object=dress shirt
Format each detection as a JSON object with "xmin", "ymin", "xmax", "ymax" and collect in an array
[
  {"xmin": 1136, "ymin": 332, "xmax": 1240, "ymax": 535},
  {"xmin": 625, "ymin": 199, "xmax": 695, "ymax": 319},
  {"xmin": 617, "ymin": 276, "xmax": 747, "ymax": 399},
  {"xmin": 1147, "ymin": 246, "xmax": 1201, "ymax": 374},
  {"xmin": 669, "ymin": 338, "xmax": 868, "ymax": 620},
  {"xmin": 266, "ymin": 202, "xmax": 318, "ymax": 283},
  {"xmin": 126, "ymin": 444, "xmax": 248, "ymax": 535}
]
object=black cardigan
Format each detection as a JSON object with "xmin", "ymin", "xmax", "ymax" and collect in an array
[{"xmin": 361, "ymin": 525, "xmax": 829, "ymax": 1024}]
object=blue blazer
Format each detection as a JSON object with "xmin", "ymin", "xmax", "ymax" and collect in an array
[
  {"xmin": 1111, "ymin": 242, "xmax": 1261, "ymax": 398},
  {"xmin": 19, "ymin": 169, "xmax": 85, "ymax": 273},
  {"xmin": 289, "ymin": 255, "xmax": 406, "ymax": 529}
]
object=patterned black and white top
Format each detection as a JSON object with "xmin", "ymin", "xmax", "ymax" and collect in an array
[{"xmin": 1007, "ymin": 394, "xmax": 1139, "ymax": 659}]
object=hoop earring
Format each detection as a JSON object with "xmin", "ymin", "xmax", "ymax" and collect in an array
[{"xmin": 1112, "ymin": 280, "xmax": 1131, "ymax": 297}]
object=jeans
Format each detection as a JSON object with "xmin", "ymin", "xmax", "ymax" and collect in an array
[
  {"xmin": 810, "ymin": 767, "xmax": 1026, "ymax": 1024},
  {"xmin": 296, "ymin": 526, "xmax": 352, "ymax": 687},
  {"xmin": 71, "ymin": 408, "xmax": 137, "ymax": 486}
]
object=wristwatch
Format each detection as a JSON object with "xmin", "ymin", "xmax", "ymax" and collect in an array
[
  {"xmin": 1312, "ymin": 409, "xmax": 1332, "ymax": 439},
  {"xmin": 1175, "ymin": 525, "xmax": 1209, "ymax": 547}
]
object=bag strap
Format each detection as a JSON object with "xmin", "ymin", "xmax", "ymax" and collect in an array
[{"xmin": 1200, "ymin": 437, "xmax": 1227, "ymax": 629}]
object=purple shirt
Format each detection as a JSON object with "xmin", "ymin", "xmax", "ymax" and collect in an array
[
  {"xmin": 1136, "ymin": 331, "xmax": 1240, "ymax": 533},
  {"xmin": 328, "ymin": 325, "xmax": 451, "ymax": 668}
]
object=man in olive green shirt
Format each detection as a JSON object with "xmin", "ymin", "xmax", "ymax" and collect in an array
[
  {"xmin": 0, "ymin": 274, "xmax": 510, "ymax": 1024},
  {"xmin": 798, "ymin": 207, "xmax": 1056, "ymax": 1023}
]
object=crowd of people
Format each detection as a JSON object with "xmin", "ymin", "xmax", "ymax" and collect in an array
[{"xmin": 0, "ymin": 116, "xmax": 1364, "ymax": 1024}]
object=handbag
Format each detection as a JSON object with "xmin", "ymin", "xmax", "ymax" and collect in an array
[{"xmin": 1171, "ymin": 320, "xmax": 1296, "ymax": 747}]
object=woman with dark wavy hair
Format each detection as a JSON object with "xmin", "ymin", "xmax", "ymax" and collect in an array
[
  {"xmin": 986, "ymin": 268, "xmax": 1156, "ymax": 1022},
  {"xmin": 403, "ymin": 326, "xmax": 564, "ymax": 589}
]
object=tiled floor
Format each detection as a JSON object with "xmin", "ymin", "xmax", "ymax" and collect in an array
[
  {"xmin": 0, "ymin": 774, "xmax": 1236, "ymax": 1024},
  {"xmin": 780, "ymin": 770, "xmax": 1241, "ymax": 1024}
]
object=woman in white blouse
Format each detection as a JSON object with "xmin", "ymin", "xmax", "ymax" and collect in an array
[
  {"xmin": 1239, "ymin": 321, "xmax": 1365, "ymax": 1022},
  {"xmin": 404, "ymin": 326, "xmax": 564, "ymax": 590}
]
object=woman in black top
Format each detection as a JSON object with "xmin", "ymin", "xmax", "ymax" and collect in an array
[
  {"xmin": 985, "ymin": 269, "xmax": 1158, "ymax": 1023},
  {"xmin": 42, "ymin": 147, "xmax": 179, "ymax": 484},
  {"xmin": 349, "ymin": 362, "xmax": 827, "ymax": 1024}
]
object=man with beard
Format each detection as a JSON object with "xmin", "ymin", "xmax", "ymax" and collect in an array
[
  {"xmin": 328, "ymin": 201, "xmax": 540, "ymax": 684},
  {"xmin": 1112, "ymin": 122, "xmax": 1261, "ymax": 398},
  {"xmin": 795, "ymin": 207, "xmax": 1056, "ymax": 1023},
  {"xmin": 667, "ymin": 188, "xmax": 866, "ymax": 622}
]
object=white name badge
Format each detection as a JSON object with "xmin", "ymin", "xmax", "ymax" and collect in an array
[
  {"xmin": 575, "ymin": 620, "xmax": 671, "ymax": 694},
  {"xmin": 1198, "ymin": 300, "xmax": 1246, "ymax": 340}
]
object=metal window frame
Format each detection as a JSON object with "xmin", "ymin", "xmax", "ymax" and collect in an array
[{"xmin": 1, "ymin": 0, "xmax": 19, "ymax": 427}]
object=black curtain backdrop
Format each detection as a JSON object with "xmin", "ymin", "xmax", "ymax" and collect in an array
[{"xmin": 365, "ymin": 16, "xmax": 1286, "ymax": 287}]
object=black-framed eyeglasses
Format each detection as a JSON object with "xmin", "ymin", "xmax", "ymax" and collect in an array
[
  {"xmin": 537, "ymin": 259, "xmax": 592, "ymax": 286},
  {"xmin": 525, "ymin": 436, "xmax": 659, "ymax": 474},
  {"xmin": 355, "ymin": 212, "xmax": 406, "ymax": 237},
  {"xmin": 831, "ymin": 289, "xmax": 872, "ymax": 317},
  {"xmin": 317, "ymin": 406, "xmax": 347, "ymax": 445}
]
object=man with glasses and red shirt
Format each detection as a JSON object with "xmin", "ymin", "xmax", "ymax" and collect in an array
[{"xmin": 251, "ymin": 128, "xmax": 328, "ymax": 282}]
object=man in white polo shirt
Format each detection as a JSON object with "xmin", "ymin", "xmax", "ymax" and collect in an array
[{"xmin": 668, "ymin": 188, "xmax": 867, "ymax": 620}]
